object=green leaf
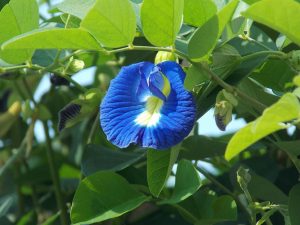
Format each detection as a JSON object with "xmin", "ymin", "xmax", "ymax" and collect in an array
[
  {"xmin": 188, "ymin": 0, "xmax": 239, "ymax": 61},
  {"xmin": 217, "ymin": 0, "xmax": 239, "ymax": 37},
  {"xmin": 160, "ymin": 160, "xmax": 201, "ymax": 204},
  {"xmin": 250, "ymin": 59, "xmax": 295, "ymax": 92},
  {"xmin": 212, "ymin": 196, "xmax": 237, "ymax": 222},
  {"xmin": 81, "ymin": 0, "xmax": 136, "ymax": 48},
  {"xmin": 180, "ymin": 135, "xmax": 226, "ymax": 160},
  {"xmin": 141, "ymin": 0, "xmax": 184, "ymax": 46},
  {"xmin": 71, "ymin": 171, "xmax": 148, "ymax": 225},
  {"xmin": 82, "ymin": 144, "xmax": 144, "ymax": 176},
  {"xmin": 248, "ymin": 173, "xmax": 288, "ymax": 204},
  {"xmin": 242, "ymin": 0, "xmax": 261, "ymax": 4},
  {"xmin": 37, "ymin": 104, "xmax": 52, "ymax": 121},
  {"xmin": 178, "ymin": 191, "xmax": 237, "ymax": 224},
  {"xmin": 188, "ymin": 15, "xmax": 219, "ymax": 61},
  {"xmin": 0, "ymin": 0, "xmax": 38, "ymax": 64},
  {"xmin": 243, "ymin": 0, "xmax": 300, "ymax": 46},
  {"xmin": 289, "ymin": 184, "xmax": 300, "ymax": 225},
  {"xmin": 57, "ymin": 0, "xmax": 95, "ymax": 19},
  {"xmin": 147, "ymin": 147, "xmax": 179, "ymax": 197},
  {"xmin": 184, "ymin": 65, "xmax": 209, "ymax": 91},
  {"xmin": 225, "ymin": 93, "xmax": 300, "ymax": 160},
  {"xmin": 0, "ymin": 0, "xmax": 9, "ymax": 10},
  {"xmin": 60, "ymin": 14, "xmax": 81, "ymax": 28},
  {"xmin": 16, "ymin": 211, "xmax": 35, "ymax": 225},
  {"xmin": 2, "ymin": 28, "xmax": 102, "ymax": 50},
  {"xmin": 183, "ymin": 0, "xmax": 217, "ymax": 27},
  {"xmin": 276, "ymin": 141, "xmax": 300, "ymax": 173}
]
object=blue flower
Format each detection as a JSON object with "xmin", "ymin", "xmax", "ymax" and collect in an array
[{"xmin": 100, "ymin": 61, "xmax": 196, "ymax": 149}]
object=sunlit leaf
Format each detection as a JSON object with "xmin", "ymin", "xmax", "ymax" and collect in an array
[
  {"xmin": 188, "ymin": 0, "xmax": 239, "ymax": 61},
  {"xmin": 243, "ymin": 0, "xmax": 300, "ymax": 46},
  {"xmin": 57, "ymin": 0, "xmax": 95, "ymax": 19},
  {"xmin": 2, "ymin": 28, "xmax": 102, "ymax": 50},
  {"xmin": 0, "ymin": 0, "xmax": 38, "ymax": 64},
  {"xmin": 183, "ymin": 0, "xmax": 217, "ymax": 27},
  {"xmin": 141, "ymin": 0, "xmax": 184, "ymax": 46},
  {"xmin": 81, "ymin": 0, "xmax": 136, "ymax": 48},
  {"xmin": 225, "ymin": 93, "xmax": 300, "ymax": 160}
]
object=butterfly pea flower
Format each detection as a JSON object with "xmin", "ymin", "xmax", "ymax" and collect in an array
[{"xmin": 100, "ymin": 61, "xmax": 196, "ymax": 149}]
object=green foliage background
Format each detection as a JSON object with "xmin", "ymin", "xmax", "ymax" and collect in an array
[{"xmin": 1, "ymin": 0, "xmax": 300, "ymax": 225}]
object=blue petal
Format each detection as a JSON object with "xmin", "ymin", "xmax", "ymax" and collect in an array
[{"xmin": 100, "ymin": 61, "xmax": 196, "ymax": 149}]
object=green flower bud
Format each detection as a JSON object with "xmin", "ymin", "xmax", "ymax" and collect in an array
[
  {"xmin": 155, "ymin": 51, "xmax": 178, "ymax": 64},
  {"xmin": 216, "ymin": 89, "xmax": 238, "ymax": 106},
  {"xmin": 68, "ymin": 59, "xmax": 85, "ymax": 73}
]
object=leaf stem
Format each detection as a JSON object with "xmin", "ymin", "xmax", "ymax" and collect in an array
[
  {"xmin": 241, "ymin": 50, "xmax": 287, "ymax": 62},
  {"xmin": 87, "ymin": 112, "xmax": 100, "ymax": 144}
]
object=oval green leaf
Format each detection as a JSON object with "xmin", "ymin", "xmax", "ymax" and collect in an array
[
  {"xmin": 82, "ymin": 144, "xmax": 144, "ymax": 176},
  {"xmin": 243, "ymin": 0, "xmax": 300, "ymax": 46},
  {"xmin": 184, "ymin": 0, "xmax": 217, "ymax": 27},
  {"xmin": 2, "ymin": 28, "xmax": 102, "ymax": 50},
  {"xmin": 71, "ymin": 171, "xmax": 148, "ymax": 225},
  {"xmin": 81, "ymin": 0, "xmax": 136, "ymax": 48},
  {"xmin": 289, "ymin": 183, "xmax": 300, "ymax": 225},
  {"xmin": 188, "ymin": 0, "xmax": 239, "ymax": 61},
  {"xmin": 147, "ymin": 147, "xmax": 179, "ymax": 197},
  {"xmin": 159, "ymin": 159, "xmax": 201, "ymax": 204},
  {"xmin": 141, "ymin": 0, "xmax": 184, "ymax": 47},
  {"xmin": 0, "ymin": 0, "xmax": 38, "ymax": 64}
]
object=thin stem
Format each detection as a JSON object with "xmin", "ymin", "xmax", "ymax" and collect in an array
[
  {"xmin": 42, "ymin": 121, "xmax": 69, "ymax": 225},
  {"xmin": 22, "ymin": 78, "xmax": 69, "ymax": 225},
  {"xmin": 241, "ymin": 50, "xmax": 287, "ymax": 62},
  {"xmin": 23, "ymin": 160, "xmax": 40, "ymax": 214},
  {"xmin": 106, "ymin": 45, "xmax": 172, "ymax": 55},
  {"xmin": 196, "ymin": 166, "xmax": 255, "ymax": 225},
  {"xmin": 197, "ymin": 166, "xmax": 232, "ymax": 196},
  {"xmin": 87, "ymin": 112, "xmax": 100, "ymax": 144},
  {"xmin": 22, "ymin": 78, "xmax": 37, "ymax": 105},
  {"xmin": 194, "ymin": 63, "xmax": 267, "ymax": 112}
]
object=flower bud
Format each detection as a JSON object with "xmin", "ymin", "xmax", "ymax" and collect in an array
[
  {"xmin": 68, "ymin": 59, "xmax": 85, "ymax": 73},
  {"xmin": 214, "ymin": 100, "xmax": 233, "ymax": 131},
  {"xmin": 155, "ymin": 51, "xmax": 178, "ymax": 64}
]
